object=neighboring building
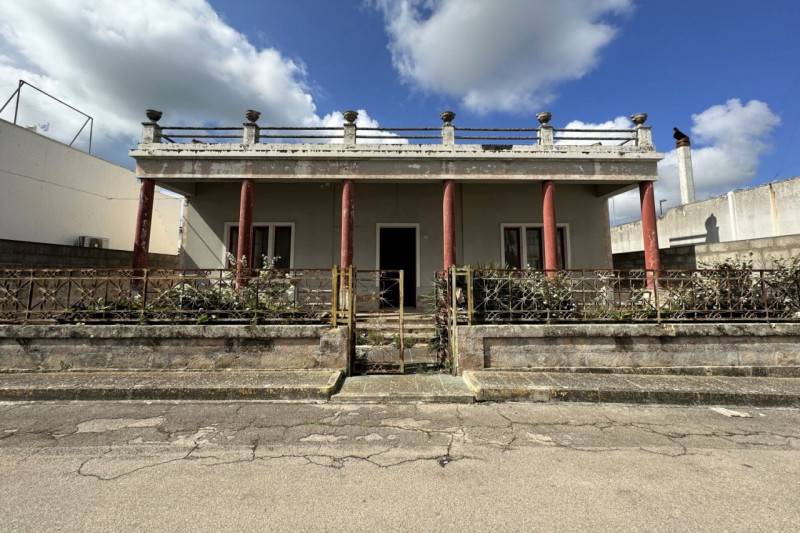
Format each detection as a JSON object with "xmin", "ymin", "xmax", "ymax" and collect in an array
[
  {"xmin": 0, "ymin": 119, "xmax": 182, "ymax": 267},
  {"xmin": 611, "ymin": 175, "xmax": 800, "ymax": 269},
  {"xmin": 130, "ymin": 109, "xmax": 664, "ymax": 306}
]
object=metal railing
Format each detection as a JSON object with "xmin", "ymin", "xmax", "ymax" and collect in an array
[
  {"xmin": 1, "ymin": 80, "xmax": 94, "ymax": 153},
  {"xmin": 153, "ymin": 125, "xmax": 644, "ymax": 146},
  {"xmin": 143, "ymin": 110, "xmax": 649, "ymax": 147},
  {"xmin": 444, "ymin": 268, "xmax": 800, "ymax": 325},
  {"xmin": 553, "ymin": 128, "xmax": 636, "ymax": 146},
  {"xmin": 0, "ymin": 268, "xmax": 339, "ymax": 324}
]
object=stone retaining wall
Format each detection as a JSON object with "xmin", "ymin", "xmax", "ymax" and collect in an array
[
  {"xmin": 0, "ymin": 325, "xmax": 348, "ymax": 372},
  {"xmin": 0, "ymin": 239, "xmax": 181, "ymax": 268},
  {"xmin": 455, "ymin": 323, "xmax": 800, "ymax": 377}
]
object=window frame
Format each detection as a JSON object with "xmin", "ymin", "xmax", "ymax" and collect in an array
[
  {"xmin": 499, "ymin": 223, "xmax": 571, "ymax": 269},
  {"xmin": 222, "ymin": 222, "xmax": 295, "ymax": 269}
]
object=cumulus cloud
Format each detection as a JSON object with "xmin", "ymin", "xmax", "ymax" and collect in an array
[
  {"xmin": 373, "ymin": 0, "xmax": 631, "ymax": 113},
  {"xmin": 560, "ymin": 116, "xmax": 634, "ymax": 145},
  {"xmin": 0, "ymin": 0, "xmax": 394, "ymax": 163},
  {"xmin": 607, "ymin": 99, "xmax": 781, "ymax": 224},
  {"xmin": 319, "ymin": 109, "xmax": 408, "ymax": 144}
]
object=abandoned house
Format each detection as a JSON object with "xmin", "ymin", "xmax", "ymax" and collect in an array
[{"xmin": 129, "ymin": 109, "xmax": 663, "ymax": 307}]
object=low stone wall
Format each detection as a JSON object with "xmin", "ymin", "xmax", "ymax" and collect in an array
[
  {"xmin": 456, "ymin": 323, "xmax": 800, "ymax": 377},
  {"xmin": 0, "ymin": 325, "xmax": 348, "ymax": 372},
  {"xmin": 0, "ymin": 239, "xmax": 180, "ymax": 268}
]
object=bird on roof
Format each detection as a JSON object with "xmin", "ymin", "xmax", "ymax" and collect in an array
[{"xmin": 673, "ymin": 127, "xmax": 689, "ymax": 141}]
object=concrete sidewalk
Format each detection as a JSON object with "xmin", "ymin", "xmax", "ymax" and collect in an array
[
  {"xmin": 2, "ymin": 370, "xmax": 800, "ymax": 406},
  {"xmin": 0, "ymin": 370, "xmax": 343, "ymax": 401},
  {"xmin": 464, "ymin": 371, "xmax": 800, "ymax": 407}
]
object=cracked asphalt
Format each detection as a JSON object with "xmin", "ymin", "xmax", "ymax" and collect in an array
[{"xmin": 1, "ymin": 401, "xmax": 799, "ymax": 531}]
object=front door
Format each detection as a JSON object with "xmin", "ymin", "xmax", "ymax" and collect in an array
[{"xmin": 378, "ymin": 226, "xmax": 417, "ymax": 308}]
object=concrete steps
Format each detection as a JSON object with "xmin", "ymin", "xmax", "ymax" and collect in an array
[
  {"xmin": 332, "ymin": 374, "xmax": 474, "ymax": 403},
  {"xmin": 354, "ymin": 312, "xmax": 439, "ymax": 372}
]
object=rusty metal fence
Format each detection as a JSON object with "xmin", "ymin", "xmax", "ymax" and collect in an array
[
  {"xmin": 444, "ymin": 268, "xmax": 800, "ymax": 325},
  {"xmin": 0, "ymin": 268, "xmax": 341, "ymax": 324}
]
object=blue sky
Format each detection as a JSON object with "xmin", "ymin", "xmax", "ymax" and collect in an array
[{"xmin": 1, "ymin": 0, "xmax": 798, "ymax": 222}]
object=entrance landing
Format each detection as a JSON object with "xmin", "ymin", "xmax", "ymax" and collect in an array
[{"xmin": 332, "ymin": 374, "xmax": 474, "ymax": 403}]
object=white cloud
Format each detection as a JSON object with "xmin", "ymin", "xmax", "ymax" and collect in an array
[
  {"xmin": 560, "ymin": 116, "xmax": 634, "ymax": 145},
  {"xmin": 319, "ymin": 110, "xmax": 408, "ymax": 144},
  {"xmin": 0, "ymin": 0, "xmax": 394, "ymax": 163},
  {"xmin": 607, "ymin": 99, "xmax": 781, "ymax": 225},
  {"xmin": 373, "ymin": 0, "xmax": 631, "ymax": 113}
]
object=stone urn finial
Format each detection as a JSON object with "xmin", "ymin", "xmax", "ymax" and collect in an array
[
  {"xmin": 630, "ymin": 113, "xmax": 648, "ymax": 126},
  {"xmin": 536, "ymin": 111, "xmax": 552, "ymax": 126},
  {"xmin": 145, "ymin": 109, "xmax": 162, "ymax": 123},
  {"xmin": 245, "ymin": 109, "xmax": 261, "ymax": 123},
  {"xmin": 343, "ymin": 110, "xmax": 358, "ymax": 124},
  {"xmin": 440, "ymin": 110, "xmax": 456, "ymax": 125}
]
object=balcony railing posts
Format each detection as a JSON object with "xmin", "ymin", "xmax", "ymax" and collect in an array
[
  {"xmin": 141, "ymin": 109, "xmax": 162, "ymax": 144},
  {"xmin": 343, "ymin": 110, "xmax": 358, "ymax": 145},
  {"xmin": 632, "ymin": 113, "xmax": 653, "ymax": 149},
  {"xmin": 440, "ymin": 110, "xmax": 455, "ymax": 146},
  {"xmin": 243, "ymin": 109, "xmax": 260, "ymax": 145},
  {"xmin": 537, "ymin": 111, "xmax": 553, "ymax": 145}
]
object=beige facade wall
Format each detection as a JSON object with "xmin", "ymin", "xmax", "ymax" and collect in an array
[
  {"xmin": 183, "ymin": 182, "xmax": 612, "ymax": 299},
  {"xmin": 611, "ymin": 176, "xmax": 800, "ymax": 254},
  {"xmin": 0, "ymin": 120, "xmax": 181, "ymax": 254}
]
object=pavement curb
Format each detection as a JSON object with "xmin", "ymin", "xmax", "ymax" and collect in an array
[
  {"xmin": 0, "ymin": 370, "xmax": 345, "ymax": 401},
  {"xmin": 463, "ymin": 371, "xmax": 800, "ymax": 407}
]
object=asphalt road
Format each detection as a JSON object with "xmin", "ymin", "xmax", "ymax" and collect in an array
[{"xmin": 1, "ymin": 400, "xmax": 799, "ymax": 531}]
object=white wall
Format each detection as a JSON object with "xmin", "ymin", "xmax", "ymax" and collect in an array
[
  {"xmin": 0, "ymin": 119, "xmax": 181, "ymax": 254},
  {"xmin": 611, "ymin": 176, "xmax": 800, "ymax": 254}
]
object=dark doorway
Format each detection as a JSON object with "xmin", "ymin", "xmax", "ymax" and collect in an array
[{"xmin": 378, "ymin": 226, "xmax": 417, "ymax": 308}]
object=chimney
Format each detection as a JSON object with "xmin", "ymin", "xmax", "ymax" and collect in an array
[{"xmin": 674, "ymin": 127, "xmax": 695, "ymax": 204}]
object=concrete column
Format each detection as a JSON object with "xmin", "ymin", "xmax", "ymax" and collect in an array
[
  {"xmin": 236, "ymin": 179, "xmax": 255, "ymax": 282},
  {"xmin": 542, "ymin": 180, "xmax": 558, "ymax": 272},
  {"xmin": 243, "ymin": 109, "xmax": 260, "ymax": 145},
  {"xmin": 132, "ymin": 178, "xmax": 155, "ymax": 271},
  {"xmin": 343, "ymin": 110, "xmax": 358, "ymax": 145},
  {"xmin": 340, "ymin": 179, "xmax": 354, "ymax": 268},
  {"xmin": 676, "ymin": 134, "xmax": 696, "ymax": 204},
  {"xmin": 639, "ymin": 181, "xmax": 661, "ymax": 274},
  {"xmin": 537, "ymin": 112, "xmax": 553, "ymax": 145},
  {"xmin": 443, "ymin": 180, "xmax": 456, "ymax": 270},
  {"xmin": 632, "ymin": 113, "xmax": 653, "ymax": 149},
  {"xmin": 140, "ymin": 109, "xmax": 162, "ymax": 144},
  {"xmin": 440, "ymin": 110, "xmax": 455, "ymax": 146}
]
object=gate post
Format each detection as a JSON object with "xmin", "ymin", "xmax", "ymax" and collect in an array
[{"xmin": 399, "ymin": 269, "xmax": 405, "ymax": 373}]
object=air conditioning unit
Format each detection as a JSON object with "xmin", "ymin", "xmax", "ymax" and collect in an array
[{"xmin": 77, "ymin": 236, "xmax": 109, "ymax": 249}]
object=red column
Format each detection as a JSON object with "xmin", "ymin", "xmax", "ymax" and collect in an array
[
  {"xmin": 132, "ymin": 178, "xmax": 155, "ymax": 271},
  {"xmin": 340, "ymin": 179, "xmax": 354, "ymax": 268},
  {"xmin": 442, "ymin": 180, "xmax": 456, "ymax": 270},
  {"xmin": 236, "ymin": 179, "xmax": 255, "ymax": 283},
  {"xmin": 639, "ymin": 180, "xmax": 661, "ymax": 275},
  {"xmin": 541, "ymin": 180, "xmax": 558, "ymax": 273}
]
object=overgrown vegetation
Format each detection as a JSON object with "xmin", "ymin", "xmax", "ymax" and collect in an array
[
  {"xmin": 53, "ymin": 255, "xmax": 327, "ymax": 324},
  {"xmin": 445, "ymin": 256, "xmax": 800, "ymax": 324}
]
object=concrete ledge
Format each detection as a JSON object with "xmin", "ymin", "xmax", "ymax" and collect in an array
[
  {"xmin": 456, "ymin": 323, "xmax": 800, "ymax": 375},
  {"xmin": 0, "ymin": 325, "xmax": 348, "ymax": 372},
  {"xmin": 0, "ymin": 370, "xmax": 344, "ymax": 401},
  {"xmin": 463, "ymin": 371, "xmax": 800, "ymax": 407},
  {"xmin": 332, "ymin": 375, "xmax": 474, "ymax": 403}
]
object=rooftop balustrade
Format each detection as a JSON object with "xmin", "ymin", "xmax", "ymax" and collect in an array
[{"xmin": 139, "ymin": 109, "xmax": 651, "ymax": 150}]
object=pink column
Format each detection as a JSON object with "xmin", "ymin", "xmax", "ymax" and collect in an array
[
  {"xmin": 541, "ymin": 180, "xmax": 558, "ymax": 273},
  {"xmin": 236, "ymin": 179, "xmax": 255, "ymax": 283},
  {"xmin": 442, "ymin": 180, "xmax": 456, "ymax": 270},
  {"xmin": 340, "ymin": 179, "xmax": 354, "ymax": 268},
  {"xmin": 132, "ymin": 178, "xmax": 155, "ymax": 271},
  {"xmin": 639, "ymin": 180, "xmax": 661, "ymax": 275}
]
